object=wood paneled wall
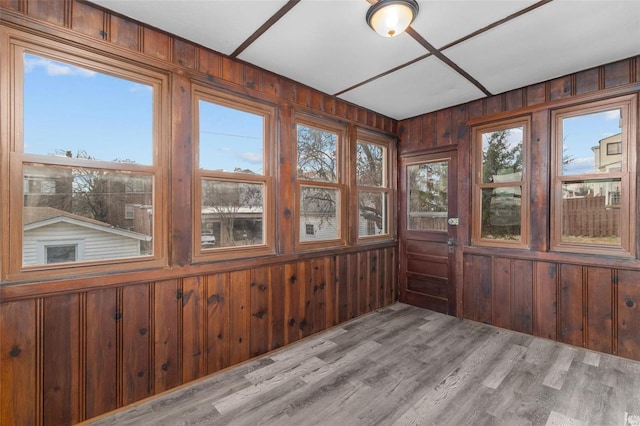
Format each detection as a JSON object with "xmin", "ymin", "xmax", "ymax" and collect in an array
[
  {"xmin": 1, "ymin": 250, "xmax": 397, "ymax": 425},
  {"xmin": 0, "ymin": 2, "xmax": 398, "ymax": 424},
  {"xmin": 399, "ymin": 55, "xmax": 640, "ymax": 362}
]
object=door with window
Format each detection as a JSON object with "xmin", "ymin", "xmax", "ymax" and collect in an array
[{"xmin": 399, "ymin": 151, "xmax": 457, "ymax": 314}]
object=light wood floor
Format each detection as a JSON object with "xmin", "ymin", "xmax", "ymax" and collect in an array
[{"xmin": 88, "ymin": 303, "xmax": 640, "ymax": 426}]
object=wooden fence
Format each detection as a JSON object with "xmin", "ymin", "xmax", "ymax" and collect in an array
[{"xmin": 562, "ymin": 196, "xmax": 619, "ymax": 237}]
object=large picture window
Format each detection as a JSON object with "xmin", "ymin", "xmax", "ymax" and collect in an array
[
  {"xmin": 472, "ymin": 117, "xmax": 530, "ymax": 247},
  {"xmin": 193, "ymin": 87, "xmax": 275, "ymax": 260},
  {"xmin": 296, "ymin": 117, "xmax": 346, "ymax": 248},
  {"xmin": 5, "ymin": 40, "xmax": 168, "ymax": 280},
  {"xmin": 551, "ymin": 95, "xmax": 637, "ymax": 256}
]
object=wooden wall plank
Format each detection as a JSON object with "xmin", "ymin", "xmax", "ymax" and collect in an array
[
  {"xmin": 85, "ymin": 288, "xmax": 117, "ymax": 419},
  {"xmin": 485, "ymin": 95, "xmax": 503, "ymax": 116},
  {"xmin": 0, "ymin": 0, "xmax": 21, "ymax": 12},
  {"xmin": 336, "ymin": 254, "xmax": 350, "ymax": 323},
  {"xmin": 617, "ymin": 270, "xmax": 640, "ymax": 360},
  {"xmin": 206, "ymin": 273, "xmax": 230, "ymax": 374},
  {"xmin": 182, "ymin": 276, "xmax": 206, "ymax": 382},
  {"xmin": 173, "ymin": 38, "xmax": 196, "ymax": 69},
  {"xmin": 585, "ymin": 267, "xmax": 613, "ymax": 354},
  {"xmin": 463, "ymin": 255, "xmax": 492, "ymax": 324},
  {"xmin": 533, "ymin": 262, "xmax": 558, "ymax": 340},
  {"xmin": 121, "ymin": 284, "xmax": 152, "ymax": 405},
  {"xmin": 529, "ymin": 110, "xmax": 550, "ymax": 252},
  {"xmin": 527, "ymin": 82, "xmax": 546, "ymax": 106},
  {"xmin": 198, "ymin": 49, "xmax": 222, "ymax": 79},
  {"xmin": 491, "ymin": 257, "xmax": 511, "ymax": 329},
  {"xmin": 269, "ymin": 265, "xmax": 285, "ymax": 351},
  {"xmin": 250, "ymin": 267, "xmax": 270, "ymax": 358},
  {"xmin": 153, "ymin": 279, "xmax": 181, "ymax": 393},
  {"xmin": 27, "ymin": 0, "xmax": 65, "ymax": 26},
  {"xmin": 576, "ymin": 67, "xmax": 600, "ymax": 95},
  {"xmin": 604, "ymin": 59, "xmax": 631, "ymax": 88},
  {"xmin": 71, "ymin": 0, "xmax": 105, "ymax": 40},
  {"xmin": 559, "ymin": 264, "xmax": 584, "ymax": 347},
  {"xmin": 505, "ymin": 89, "xmax": 524, "ymax": 111},
  {"xmin": 284, "ymin": 263, "xmax": 301, "ymax": 345},
  {"xmin": 368, "ymin": 251, "xmax": 379, "ymax": 312},
  {"xmin": 357, "ymin": 252, "xmax": 369, "ymax": 316},
  {"xmin": 142, "ymin": 27, "xmax": 171, "ymax": 61},
  {"xmin": 548, "ymin": 75, "xmax": 572, "ymax": 101},
  {"xmin": 311, "ymin": 258, "xmax": 327, "ymax": 335},
  {"xmin": 42, "ymin": 294, "xmax": 80, "ymax": 425},
  {"xmin": 1, "ymin": 300, "xmax": 37, "ymax": 426},
  {"xmin": 109, "ymin": 14, "xmax": 140, "ymax": 51},
  {"xmin": 512, "ymin": 260, "xmax": 533, "ymax": 334},
  {"xmin": 228, "ymin": 270, "xmax": 250, "ymax": 365},
  {"xmin": 436, "ymin": 109, "xmax": 452, "ymax": 146},
  {"xmin": 324, "ymin": 256, "xmax": 337, "ymax": 328}
]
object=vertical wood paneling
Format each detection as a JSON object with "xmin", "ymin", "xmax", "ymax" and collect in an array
[
  {"xmin": 463, "ymin": 255, "xmax": 492, "ymax": 324},
  {"xmin": 198, "ymin": 49, "xmax": 222, "ymax": 79},
  {"xmin": 42, "ymin": 294, "xmax": 80, "ymax": 426},
  {"xmin": 576, "ymin": 67, "xmax": 600, "ymax": 95},
  {"xmin": 604, "ymin": 59, "xmax": 631, "ymax": 88},
  {"xmin": 0, "ymin": 0, "xmax": 21, "ymax": 11},
  {"xmin": 182, "ymin": 276, "xmax": 206, "ymax": 382},
  {"xmin": 153, "ymin": 279, "xmax": 181, "ymax": 393},
  {"xmin": 422, "ymin": 113, "xmax": 436, "ymax": 148},
  {"xmin": 1, "ymin": 300, "xmax": 38, "ymax": 426},
  {"xmin": 85, "ymin": 288, "xmax": 117, "ymax": 419},
  {"xmin": 492, "ymin": 257, "xmax": 511, "ymax": 329},
  {"xmin": 527, "ymin": 82, "xmax": 546, "ymax": 106},
  {"xmin": 585, "ymin": 267, "xmax": 613, "ymax": 354},
  {"xmin": 617, "ymin": 270, "xmax": 640, "ymax": 360},
  {"xmin": 284, "ymin": 262, "xmax": 301, "ymax": 344},
  {"xmin": 173, "ymin": 38, "xmax": 196, "ymax": 69},
  {"xmin": 207, "ymin": 273, "xmax": 230, "ymax": 374},
  {"xmin": 368, "ymin": 251, "xmax": 379, "ymax": 311},
  {"xmin": 548, "ymin": 75, "xmax": 572, "ymax": 101},
  {"xmin": 324, "ymin": 256, "xmax": 337, "ymax": 328},
  {"xmin": 505, "ymin": 89, "xmax": 524, "ymax": 111},
  {"xmin": 71, "ymin": 1, "xmax": 105, "ymax": 40},
  {"xmin": 529, "ymin": 110, "xmax": 550, "ymax": 252},
  {"xmin": 311, "ymin": 258, "xmax": 327, "ymax": 334},
  {"xmin": 121, "ymin": 284, "xmax": 151, "ymax": 405},
  {"xmin": 559, "ymin": 264, "xmax": 584, "ymax": 347},
  {"xmin": 109, "ymin": 14, "xmax": 140, "ymax": 51},
  {"xmin": 269, "ymin": 265, "xmax": 285, "ymax": 351},
  {"xmin": 250, "ymin": 267, "xmax": 269, "ymax": 357},
  {"xmin": 142, "ymin": 27, "xmax": 170, "ymax": 61},
  {"xmin": 357, "ymin": 252, "xmax": 369, "ymax": 316},
  {"xmin": 533, "ymin": 262, "xmax": 558, "ymax": 340},
  {"xmin": 512, "ymin": 260, "xmax": 533, "ymax": 334},
  {"xmin": 336, "ymin": 254, "xmax": 350, "ymax": 323},
  {"xmin": 485, "ymin": 95, "xmax": 503, "ymax": 116},
  {"xmin": 436, "ymin": 109, "xmax": 452, "ymax": 146},
  {"xmin": 26, "ymin": 0, "xmax": 65, "ymax": 26},
  {"xmin": 228, "ymin": 270, "xmax": 250, "ymax": 365}
]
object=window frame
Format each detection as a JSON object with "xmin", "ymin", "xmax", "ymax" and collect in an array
[
  {"xmin": 191, "ymin": 85, "xmax": 276, "ymax": 262},
  {"xmin": 471, "ymin": 116, "xmax": 530, "ymax": 248},
  {"xmin": 2, "ymin": 32, "xmax": 169, "ymax": 282},
  {"xmin": 295, "ymin": 114, "xmax": 348, "ymax": 250},
  {"xmin": 354, "ymin": 129, "xmax": 396, "ymax": 242},
  {"xmin": 550, "ymin": 94, "xmax": 637, "ymax": 257}
]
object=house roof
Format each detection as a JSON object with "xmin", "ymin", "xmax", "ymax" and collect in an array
[
  {"xmin": 89, "ymin": 1, "xmax": 640, "ymax": 120},
  {"xmin": 23, "ymin": 207, "xmax": 152, "ymax": 241}
]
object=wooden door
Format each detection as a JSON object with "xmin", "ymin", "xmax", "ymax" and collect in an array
[{"xmin": 399, "ymin": 150, "xmax": 458, "ymax": 314}]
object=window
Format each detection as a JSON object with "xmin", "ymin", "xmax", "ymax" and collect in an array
[
  {"xmin": 472, "ymin": 117, "xmax": 530, "ymax": 247},
  {"xmin": 407, "ymin": 161, "xmax": 448, "ymax": 231},
  {"xmin": 296, "ymin": 116, "xmax": 346, "ymax": 247},
  {"xmin": 125, "ymin": 204, "xmax": 135, "ymax": 220},
  {"xmin": 193, "ymin": 87, "xmax": 275, "ymax": 260},
  {"xmin": 356, "ymin": 131, "xmax": 393, "ymax": 239},
  {"xmin": 305, "ymin": 224, "xmax": 315, "ymax": 235},
  {"xmin": 5, "ymin": 38, "xmax": 167, "ymax": 280},
  {"xmin": 551, "ymin": 95, "xmax": 636, "ymax": 256}
]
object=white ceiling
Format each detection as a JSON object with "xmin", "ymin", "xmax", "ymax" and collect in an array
[{"xmin": 90, "ymin": 0, "xmax": 640, "ymax": 121}]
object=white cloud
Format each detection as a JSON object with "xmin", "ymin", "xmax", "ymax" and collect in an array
[
  {"xmin": 24, "ymin": 56, "xmax": 96, "ymax": 77},
  {"xmin": 603, "ymin": 110, "xmax": 620, "ymax": 120},
  {"xmin": 238, "ymin": 152, "xmax": 262, "ymax": 163},
  {"xmin": 129, "ymin": 83, "xmax": 152, "ymax": 94}
]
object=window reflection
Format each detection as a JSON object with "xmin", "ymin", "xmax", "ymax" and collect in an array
[{"xmin": 407, "ymin": 162, "xmax": 448, "ymax": 231}]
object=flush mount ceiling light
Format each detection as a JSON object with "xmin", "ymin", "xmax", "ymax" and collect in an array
[{"xmin": 366, "ymin": 0, "xmax": 419, "ymax": 38}]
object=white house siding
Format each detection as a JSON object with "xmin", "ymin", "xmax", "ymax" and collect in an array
[
  {"xmin": 299, "ymin": 218, "xmax": 338, "ymax": 241},
  {"xmin": 23, "ymin": 221, "xmax": 141, "ymax": 265}
]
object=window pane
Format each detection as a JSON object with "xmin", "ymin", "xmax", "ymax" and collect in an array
[
  {"xmin": 482, "ymin": 127, "xmax": 523, "ymax": 183},
  {"xmin": 480, "ymin": 186, "xmax": 522, "ymax": 241},
  {"xmin": 562, "ymin": 109, "xmax": 622, "ymax": 175},
  {"xmin": 561, "ymin": 179, "xmax": 621, "ymax": 245},
  {"xmin": 300, "ymin": 186, "xmax": 339, "ymax": 241},
  {"xmin": 23, "ymin": 166, "xmax": 153, "ymax": 266},
  {"xmin": 407, "ymin": 162, "xmax": 447, "ymax": 231},
  {"xmin": 297, "ymin": 125, "xmax": 337, "ymax": 182},
  {"xmin": 46, "ymin": 245, "xmax": 77, "ymax": 264},
  {"xmin": 199, "ymin": 100, "xmax": 264, "ymax": 174},
  {"xmin": 356, "ymin": 142, "xmax": 385, "ymax": 186},
  {"xmin": 201, "ymin": 180, "xmax": 264, "ymax": 248},
  {"xmin": 359, "ymin": 192, "xmax": 387, "ymax": 236},
  {"xmin": 23, "ymin": 54, "xmax": 153, "ymax": 165}
]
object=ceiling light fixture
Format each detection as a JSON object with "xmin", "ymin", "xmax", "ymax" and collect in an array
[{"xmin": 366, "ymin": 0, "xmax": 419, "ymax": 38}]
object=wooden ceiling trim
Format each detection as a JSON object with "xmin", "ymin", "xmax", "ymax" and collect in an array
[
  {"xmin": 406, "ymin": 26, "xmax": 492, "ymax": 96},
  {"xmin": 230, "ymin": 0, "xmax": 301, "ymax": 58}
]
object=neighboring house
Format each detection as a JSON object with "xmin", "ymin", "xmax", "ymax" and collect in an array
[{"xmin": 23, "ymin": 206, "xmax": 152, "ymax": 265}]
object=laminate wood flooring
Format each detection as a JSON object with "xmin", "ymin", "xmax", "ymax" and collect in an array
[{"xmin": 87, "ymin": 303, "xmax": 640, "ymax": 426}]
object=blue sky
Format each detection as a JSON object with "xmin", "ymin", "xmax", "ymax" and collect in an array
[
  {"xmin": 562, "ymin": 109, "xmax": 621, "ymax": 175},
  {"xmin": 24, "ymin": 54, "xmax": 153, "ymax": 165},
  {"xmin": 23, "ymin": 53, "xmax": 264, "ymax": 173}
]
